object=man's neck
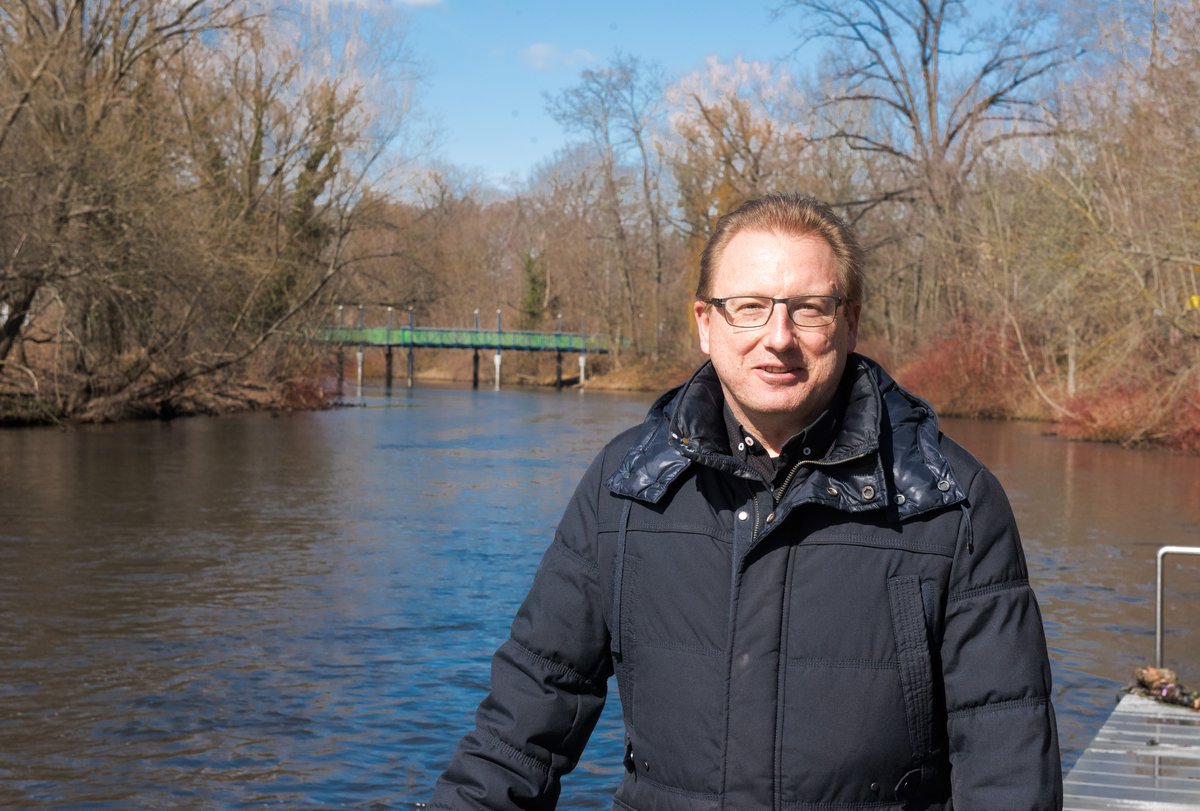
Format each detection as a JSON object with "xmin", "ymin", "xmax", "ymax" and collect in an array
[{"xmin": 726, "ymin": 407, "xmax": 823, "ymax": 457}]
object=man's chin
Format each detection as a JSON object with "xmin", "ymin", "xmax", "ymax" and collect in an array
[
  {"xmin": 747, "ymin": 392, "xmax": 814, "ymax": 417},
  {"xmin": 748, "ymin": 381, "xmax": 839, "ymax": 416}
]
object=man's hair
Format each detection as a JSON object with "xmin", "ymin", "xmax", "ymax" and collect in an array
[{"xmin": 696, "ymin": 194, "xmax": 865, "ymax": 303}]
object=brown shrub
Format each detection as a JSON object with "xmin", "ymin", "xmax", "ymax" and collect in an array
[
  {"xmin": 1059, "ymin": 371, "xmax": 1200, "ymax": 452},
  {"xmin": 890, "ymin": 319, "xmax": 1035, "ymax": 419}
]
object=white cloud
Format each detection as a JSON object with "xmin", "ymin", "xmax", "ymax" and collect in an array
[{"xmin": 520, "ymin": 42, "xmax": 595, "ymax": 71}]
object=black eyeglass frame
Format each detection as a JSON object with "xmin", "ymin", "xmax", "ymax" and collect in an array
[{"xmin": 703, "ymin": 294, "xmax": 846, "ymax": 329}]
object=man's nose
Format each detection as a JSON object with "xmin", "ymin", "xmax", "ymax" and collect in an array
[{"xmin": 761, "ymin": 301, "xmax": 796, "ymax": 350}]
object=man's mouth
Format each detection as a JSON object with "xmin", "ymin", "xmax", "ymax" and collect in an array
[{"xmin": 756, "ymin": 364, "xmax": 805, "ymax": 378}]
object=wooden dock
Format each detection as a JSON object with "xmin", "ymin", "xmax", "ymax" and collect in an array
[{"xmin": 1063, "ymin": 692, "xmax": 1200, "ymax": 810}]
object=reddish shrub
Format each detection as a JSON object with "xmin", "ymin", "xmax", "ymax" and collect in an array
[
  {"xmin": 1060, "ymin": 376, "xmax": 1200, "ymax": 452},
  {"xmin": 889, "ymin": 319, "xmax": 1037, "ymax": 419}
]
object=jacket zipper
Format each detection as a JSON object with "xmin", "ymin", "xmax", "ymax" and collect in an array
[
  {"xmin": 750, "ymin": 458, "xmax": 807, "ymax": 548},
  {"xmin": 772, "ymin": 459, "xmax": 806, "ymax": 505},
  {"xmin": 746, "ymin": 480, "xmax": 763, "ymax": 543}
]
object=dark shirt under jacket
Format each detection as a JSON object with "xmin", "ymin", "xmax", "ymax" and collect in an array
[{"xmin": 722, "ymin": 370, "xmax": 851, "ymax": 502}]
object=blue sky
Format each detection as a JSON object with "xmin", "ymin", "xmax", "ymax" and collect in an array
[{"xmin": 400, "ymin": 0, "xmax": 809, "ymax": 184}]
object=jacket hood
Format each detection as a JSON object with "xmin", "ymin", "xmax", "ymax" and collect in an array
[{"xmin": 607, "ymin": 354, "xmax": 965, "ymax": 521}]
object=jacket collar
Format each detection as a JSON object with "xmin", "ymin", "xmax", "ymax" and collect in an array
[{"xmin": 606, "ymin": 354, "xmax": 965, "ymax": 520}]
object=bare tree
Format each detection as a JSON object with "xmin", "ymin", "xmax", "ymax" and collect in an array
[
  {"xmin": 663, "ymin": 56, "xmax": 817, "ymax": 295},
  {"xmin": 780, "ymin": 0, "xmax": 1069, "ymax": 211},
  {"xmin": 0, "ymin": 1, "xmax": 414, "ymax": 421},
  {"xmin": 776, "ymin": 0, "xmax": 1073, "ymax": 335},
  {"xmin": 547, "ymin": 55, "xmax": 669, "ymax": 362}
]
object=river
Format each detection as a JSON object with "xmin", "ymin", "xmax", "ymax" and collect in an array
[{"xmin": 1, "ymin": 382, "xmax": 1198, "ymax": 808}]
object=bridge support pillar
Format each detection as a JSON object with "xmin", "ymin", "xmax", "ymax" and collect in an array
[
  {"xmin": 556, "ymin": 350, "xmax": 563, "ymax": 390},
  {"xmin": 579, "ymin": 354, "xmax": 586, "ymax": 385},
  {"xmin": 336, "ymin": 346, "xmax": 345, "ymax": 396},
  {"xmin": 385, "ymin": 346, "xmax": 394, "ymax": 391},
  {"xmin": 356, "ymin": 346, "xmax": 364, "ymax": 398},
  {"xmin": 493, "ymin": 351, "xmax": 501, "ymax": 391},
  {"xmin": 407, "ymin": 346, "xmax": 414, "ymax": 388},
  {"xmin": 472, "ymin": 349, "xmax": 480, "ymax": 389}
]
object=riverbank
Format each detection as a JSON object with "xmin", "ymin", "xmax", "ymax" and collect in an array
[
  {"xmin": 0, "ymin": 374, "xmax": 329, "ymax": 428},
  {"xmin": 4, "ymin": 344, "xmax": 1196, "ymax": 455},
  {"xmin": 882, "ymin": 338, "xmax": 1200, "ymax": 455}
]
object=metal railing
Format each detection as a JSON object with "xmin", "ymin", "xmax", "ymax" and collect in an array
[{"xmin": 1155, "ymin": 545, "xmax": 1200, "ymax": 668}]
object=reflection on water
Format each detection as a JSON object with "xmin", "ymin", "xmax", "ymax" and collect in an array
[
  {"xmin": 941, "ymin": 417, "xmax": 1200, "ymax": 764},
  {"xmin": 0, "ymin": 388, "xmax": 1197, "ymax": 808}
]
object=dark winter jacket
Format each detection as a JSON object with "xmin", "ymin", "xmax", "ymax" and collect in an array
[{"xmin": 432, "ymin": 354, "xmax": 1063, "ymax": 811}]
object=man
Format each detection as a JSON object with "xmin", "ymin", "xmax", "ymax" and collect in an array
[{"xmin": 432, "ymin": 194, "xmax": 1062, "ymax": 810}]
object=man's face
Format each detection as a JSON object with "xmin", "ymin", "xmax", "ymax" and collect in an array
[{"xmin": 694, "ymin": 229, "xmax": 861, "ymax": 452}]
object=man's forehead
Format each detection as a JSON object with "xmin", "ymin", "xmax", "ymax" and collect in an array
[
  {"xmin": 720, "ymin": 228, "xmax": 832, "ymax": 256},
  {"xmin": 713, "ymin": 229, "xmax": 837, "ymax": 275}
]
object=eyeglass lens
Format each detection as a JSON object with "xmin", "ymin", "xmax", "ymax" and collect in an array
[{"xmin": 718, "ymin": 296, "xmax": 838, "ymax": 327}]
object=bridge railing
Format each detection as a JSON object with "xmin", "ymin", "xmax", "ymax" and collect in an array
[{"xmin": 320, "ymin": 326, "xmax": 610, "ymax": 354}]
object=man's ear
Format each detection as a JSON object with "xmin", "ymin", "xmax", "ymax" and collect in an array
[
  {"xmin": 845, "ymin": 300, "xmax": 862, "ymax": 353},
  {"xmin": 694, "ymin": 300, "xmax": 712, "ymax": 355}
]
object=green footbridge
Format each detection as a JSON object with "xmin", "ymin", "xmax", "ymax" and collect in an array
[
  {"xmin": 319, "ymin": 326, "xmax": 610, "ymax": 354},
  {"xmin": 319, "ymin": 324, "xmax": 611, "ymax": 390}
]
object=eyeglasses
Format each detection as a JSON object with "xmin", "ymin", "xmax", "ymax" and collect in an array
[{"xmin": 704, "ymin": 295, "xmax": 845, "ymax": 329}]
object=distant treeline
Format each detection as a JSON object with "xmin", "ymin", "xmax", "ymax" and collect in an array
[{"xmin": 1, "ymin": 1, "xmax": 1197, "ymax": 449}]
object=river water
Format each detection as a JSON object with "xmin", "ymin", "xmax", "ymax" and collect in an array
[{"xmin": 1, "ymin": 382, "xmax": 1198, "ymax": 809}]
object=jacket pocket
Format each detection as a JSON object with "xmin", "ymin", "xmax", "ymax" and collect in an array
[
  {"xmin": 612, "ymin": 553, "xmax": 640, "ymax": 725},
  {"xmin": 610, "ymin": 499, "xmax": 635, "ymax": 660},
  {"xmin": 886, "ymin": 574, "xmax": 936, "ymax": 763}
]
